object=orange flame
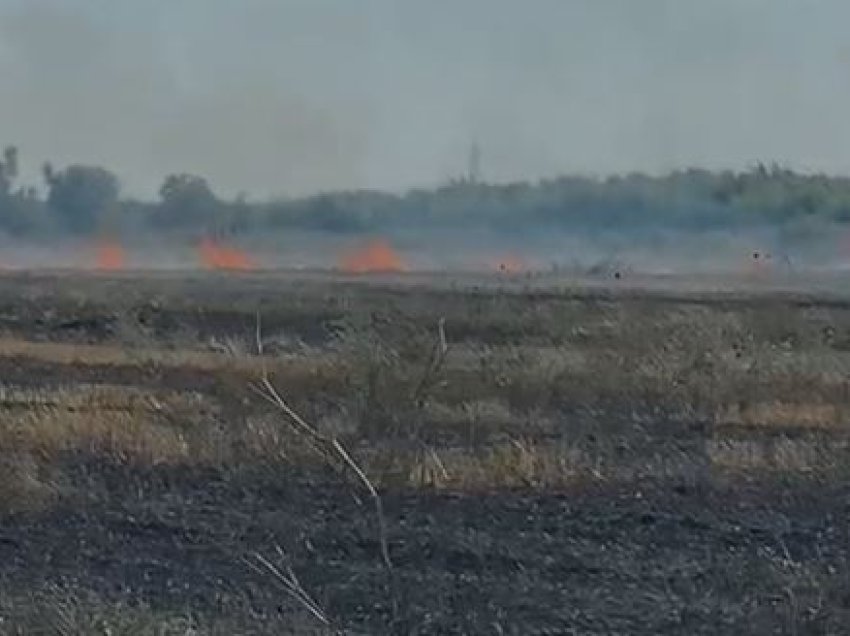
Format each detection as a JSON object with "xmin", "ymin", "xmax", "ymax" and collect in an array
[
  {"xmin": 95, "ymin": 241, "xmax": 126, "ymax": 270},
  {"xmin": 198, "ymin": 238, "xmax": 255, "ymax": 271},
  {"xmin": 339, "ymin": 239, "xmax": 407, "ymax": 273}
]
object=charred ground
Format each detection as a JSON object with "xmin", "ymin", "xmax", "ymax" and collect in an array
[{"xmin": 0, "ymin": 270, "xmax": 848, "ymax": 634}]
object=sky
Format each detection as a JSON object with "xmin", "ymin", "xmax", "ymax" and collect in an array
[{"xmin": 1, "ymin": 0, "xmax": 850, "ymax": 199}]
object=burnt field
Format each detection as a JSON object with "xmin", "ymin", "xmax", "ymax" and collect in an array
[{"xmin": 0, "ymin": 270, "xmax": 849, "ymax": 634}]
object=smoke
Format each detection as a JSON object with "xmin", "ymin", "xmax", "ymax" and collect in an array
[
  {"xmin": 0, "ymin": 1, "xmax": 371, "ymax": 198},
  {"xmin": 4, "ymin": 1, "xmax": 850, "ymax": 198},
  {"xmin": 0, "ymin": 222, "xmax": 837, "ymax": 278},
  {"xmin": 3, "ymin": 2, "xmax": 850, "ymax": 279}
]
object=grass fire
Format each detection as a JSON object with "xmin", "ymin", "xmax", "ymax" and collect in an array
[
  {"xmin": 338, "ymin": 238, "xmax": 407, "ymax": 273},
  {"xmin": 2, "ymin": 2, "xmax": 849, "ymax": 631},
  {"xmin": 94, "ymin": 240, "xmax": 126, "ymax": 271},
  {"xmin": 198, "ymin": 238, "xmax": 255, "ymax": 271}
]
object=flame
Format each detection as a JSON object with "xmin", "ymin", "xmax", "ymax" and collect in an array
[
  {"xmin": 339, "ymin": 239, "xmax": 407, "ymax": 273},
  {"xmin": 95, "ymin": 241, "xmax": 126, "ymax": 270},
  {"xmin": 198, "ymin": 238, "xmax": 255, "ymax": 271},
  {"xmin": 491, "ymin": 255, "xmax": 525, "ymax": 274}
]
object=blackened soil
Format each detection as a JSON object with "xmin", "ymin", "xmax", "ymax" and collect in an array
[{"xmin": 0, "ymin": 457, "xmax": 847, "ymax": 634}]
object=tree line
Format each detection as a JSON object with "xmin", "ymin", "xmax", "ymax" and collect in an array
[{"xmin": 1, "ymin": 144, "xmax": 848, "ymax": 239}]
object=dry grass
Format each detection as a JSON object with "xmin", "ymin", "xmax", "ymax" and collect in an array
[
  {"xmin": 2, "ymin": 274, "xmax": 850, "ymax": 633},
  {"xmin": 372, "ymin": 436, "xmax": 850, "ymax": 490},
  {"xmin": 707, "ymin": 436, "xmax": 850, "ymax": 476},
  {"xmin": 718, "ymin": 401, "xmax": 849, "ymax": 430},
  {"xmin": 2, "ymin": 310, "xmax": 849, "ymax": 505},
  {"xmin": 0, "ymin": 286, "xmax": 847, "ymax": 505},
  {"xmin": 0, "ymin": 336, "xmax": 337, "ymax": 377},
  {"xmin": 4, "ymin": 410, "xmax": 192, "ymax": 465},
  {"xmin": 0, "ymin": 383, "xmax": 209, "ymax": 415},
  {"xmin": 0, "ymin": 384, "xmax": 220, "ymax": 470}
]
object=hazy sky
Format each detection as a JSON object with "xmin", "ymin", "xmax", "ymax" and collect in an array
[{"xmin": 2, "ymin": 0, "xmax": 849, "ymax": 198}]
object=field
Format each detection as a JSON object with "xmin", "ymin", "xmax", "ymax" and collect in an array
[{"xmin": 0, "ymin": 269, "xmax": 848, "ymax": 634}]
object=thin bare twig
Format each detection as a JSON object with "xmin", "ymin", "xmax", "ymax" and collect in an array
[
  {"xmin": 330, "ymin": 437, "xmax": 392, "ymax": 569},
  {"xmin": 254, "ymin": 376, "xmax": 393, "ymax": 572},
  {"xmin": 249, "ymin": 312, "xmax": 405, "ymax": 624},
  {"xmin": 410, "ymin": 317, "xmax": 450, "ymax": 408},
  {"xmin": 244, "ymin": 550, "xmax": 330, "ymax": 627},
  {"xmin": 255, "ymin": 310, "xmax": 263, "ymax": 357},
  {"xmin": 407, "ymin": 319, "xmax": 453, "ymax": 485}
]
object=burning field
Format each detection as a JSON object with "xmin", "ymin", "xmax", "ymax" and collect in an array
[
  {"xmin": 94, "ymin": 240, "xmax": 126, "ymax": 271},
  {"xmin": 338, "ymin": 238, "xmax": 407, "ymax": 273},
  {"xmin": 198, "ymin": 237, "xmax": 256, "ymax": 271},
  {"xmin": 0, "ymin": 270, "xmax": 847, "ymax": 634}
]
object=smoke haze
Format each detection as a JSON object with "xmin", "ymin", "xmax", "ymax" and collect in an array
[{"xmin": 3, "ymin": 0, "xmax": 850, "ymax": 198}]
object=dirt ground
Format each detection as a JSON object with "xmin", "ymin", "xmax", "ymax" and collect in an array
[{"xmin": 0, "ymin": 270, "xmax": 848, "ymax": 634}]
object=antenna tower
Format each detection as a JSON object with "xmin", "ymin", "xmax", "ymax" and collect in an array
[{"xmin": 468, "ymin": 141, "xmax": 481, "ymax": 184}]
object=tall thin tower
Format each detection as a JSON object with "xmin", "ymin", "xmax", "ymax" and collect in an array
[{"xmin": 468, "ymin": 141, "xmax": 481, "ymax": 184}]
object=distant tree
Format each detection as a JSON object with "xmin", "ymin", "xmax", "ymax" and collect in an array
[
  {"xmin": 0, "ymin": 145, "xmax": 844, "ymax": 240},
  {"xmin": 43, "ymin": 163, "xmax": 119, "ymax": 234},
  {"xmin": 0, "ymin": 146, "xmax": 18, "ymax": 195},
  {"xmin": 154, "ymin": 173, "xmax": 220, "ymax": 228},
  {"xmin": 0, "ymin": 146, "xmax": 49, "ymax": 235}
]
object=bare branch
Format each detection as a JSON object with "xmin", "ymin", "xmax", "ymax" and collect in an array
[
  {"xmin": 255, "ymin": 376, "xmax": 393, "ymax": 572},
  {"xmin": 410, "ymin": 317, "xmax": 450, "ymax": 408},
  {"xmin": 330, "ymin": 438, "xmax": 392, "ymax": 571},
  {"xmin": 255, "ymin": 310, "xmax": 263, "ymax": 357},
  {"xmin": 244, "ymin": 551, "xmax": 330, "ymax": 627},
  {"xmin": 251, "ymin": 313, "xmax": 394, "ymax": 574},
  {"xmin": 249, "ymin": 311, "xmax": 398, "ymax": 625}
]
